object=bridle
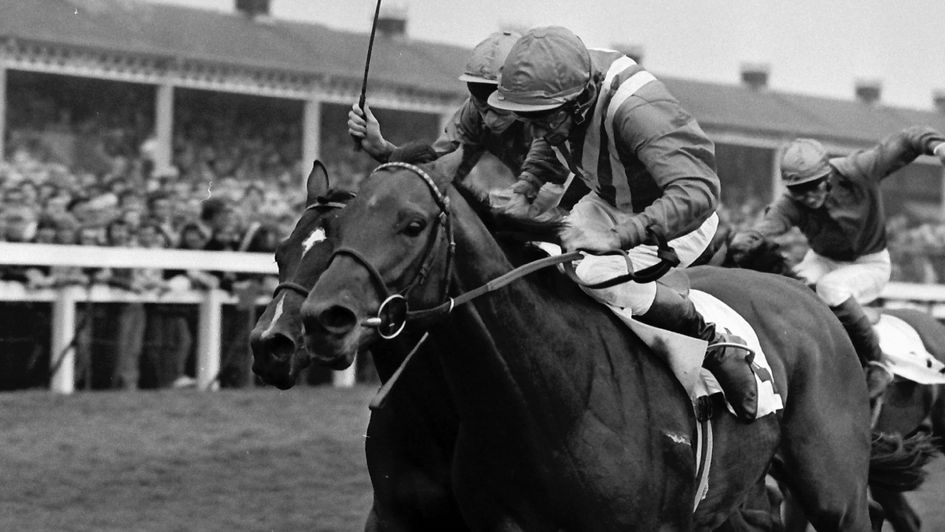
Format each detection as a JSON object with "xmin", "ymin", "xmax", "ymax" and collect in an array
[
  {"xmin": 271, "ymin": 193, "xmax": 354, "ymax": 300},
  {"xmin": 329, "ymin": 162, "xmax": 456, "ymax": 339},
  {"xmin": 324, "ymin": 162, "xmax": 681, "ymax": 340}
]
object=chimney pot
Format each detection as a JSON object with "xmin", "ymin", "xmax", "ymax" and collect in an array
[
  {"xmin": 377, "ymin": 4, "xmax": 408, "ymax": 38},
  {"xmin": 740, "ymin": 62, "xmax": 769, "ymax": 90},
  {"xmin": 235, "ymin": 0, "xmax": 269, "ymax": 18},
  {"xmin": 855, "ymin": 78, "xmax": 882, "ymax": 105},
  {"xmin": 933, "ymin": 89, "xmax": 945, "ymax": 114}
]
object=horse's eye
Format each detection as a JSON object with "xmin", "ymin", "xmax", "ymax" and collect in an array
[{"xmin": 403, "ymin": 219, "xmax": 426, "ymax": 237}]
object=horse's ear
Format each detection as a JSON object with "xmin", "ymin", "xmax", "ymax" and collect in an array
[
  {"xmin": 306, "ymin": 160, "xmax": 330, "ymax": 205},
  {"xmin": 432, "ymin": 146, "xmax": 465, "ymax": 182}
]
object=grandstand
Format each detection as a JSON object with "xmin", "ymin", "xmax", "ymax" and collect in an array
[{"xmin": 1, "ymin": 0, "xmax": 945, "ymax": 393}]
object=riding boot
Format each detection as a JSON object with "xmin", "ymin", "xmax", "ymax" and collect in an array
[
  {"xmin": 637, "ymin": 283, "xmax": 759, "ymax": 421},
  {"xmin": 830, "ymin": 297, "xmax": 892, "ymax": 399}
]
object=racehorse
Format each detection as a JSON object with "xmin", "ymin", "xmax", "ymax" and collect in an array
[
  {"xmin": 721, "ymin": 228, "xmax": 945, "ymax": 532},
  {"xmin": 296, "ymin": 152, "xmax": 914, "ymax": 530},
  {"xmin": 249, "ymin": 160, "xmax": 468, "ymax": 531},
  {"xmin": 251, "ymin": 154, "xmax": 806, "ymax": 531}
]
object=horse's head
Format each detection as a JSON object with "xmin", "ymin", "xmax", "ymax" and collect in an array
[
  {"xmin": 300, "ymin": 151, "xmax": 458, "ymax": 370},
  {"xmin": 249, "ymin": 160, "xmax": 353, "ymax": 388}
]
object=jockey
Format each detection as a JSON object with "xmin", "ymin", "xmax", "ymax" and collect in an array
[
  {"xmin": 347, "ymin": 31, "xmax": 568, "ymax": 214},
  {"xmin": 488, "ymin": 26, "xmax": 758, "ymax": 420},
  {"xmin": 734, "ymin": 132, "xmax": 945, "ymax": 398}
]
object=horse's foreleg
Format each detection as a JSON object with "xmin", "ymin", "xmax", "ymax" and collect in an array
[
  {"xmin": 362, "ymin": 500, "xmax": 410, "ymax": 532},
  {"xmin": 931, "ymin": 384, "xmax": 945, "ymax": 455},
  {"xmin": 779, "ymin": 384, "xmax": 873, "ymax": 531},
  {"xmin": 779, "ymin": 487, "xmax": 809, "ymax": 532},
  {"xmin": 871, "ymin": 488, "xmax": 920, "ymax": 532}
]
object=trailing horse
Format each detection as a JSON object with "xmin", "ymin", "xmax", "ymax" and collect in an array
[
  {"xmin": 721, "ymin": 226, "xmax": 943, "ymax": 532},
  {"xmin": 249, "ymin": 160, "xmax": 467, "ymax": 531},
  {"xmin": 296, "ymin": 153, "xmax": 917, "ymax": 530}
]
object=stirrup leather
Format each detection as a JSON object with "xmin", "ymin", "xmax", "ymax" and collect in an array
[{"xmin": 707, "ymin": 341, "xmax": 755, "ymax": 364}]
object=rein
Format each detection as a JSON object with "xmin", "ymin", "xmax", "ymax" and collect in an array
[{"xmin": 345, "ymin": 162, "xmax": 680, "ymax": 339}]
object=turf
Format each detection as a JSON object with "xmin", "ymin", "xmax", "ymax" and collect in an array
[
  {"xmin": 1, "ymin": 386, "xmax": 942, "ymax": 531},
  {"xmin": 0, "ymin": 386, "xmax": 376, "ymax": 532}
]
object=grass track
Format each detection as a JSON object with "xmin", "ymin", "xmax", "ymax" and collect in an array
[
  {"xmin": 1, "ymin": 387, "xmax": 376, "ymax": 532},
  {"xmin": 1, "ymin": 385, "xmax": 942, "ymax": 531}
]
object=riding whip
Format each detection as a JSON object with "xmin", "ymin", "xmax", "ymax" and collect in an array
[{"xmin": 352, "ymin": 0, "xmax": 383, "ymax": 152}]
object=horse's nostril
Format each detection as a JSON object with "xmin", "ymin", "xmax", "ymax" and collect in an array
[
  {"xmin": 319, "ymin": 305, "xmax": 358, "ymax": 334},
  {"xmin": 263, "ymin": 333, "xmax": 296, "ymax": 362}
]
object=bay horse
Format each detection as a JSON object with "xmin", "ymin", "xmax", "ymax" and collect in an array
[
  {"xmin": 250, "ymin": 155, "xmax": 789, "ymax": 531},
  {"xmin": 297, "ymin": 154, "xmax": 898, "ymax": 531},
  {"xmin": 722, "ymin": 228, "xmax": 945, "ymax": 532},
  {"xmin": 249, "ymin": 160, "xmax": 468, "ymax": 531}
]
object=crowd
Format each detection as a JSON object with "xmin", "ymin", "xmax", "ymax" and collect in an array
[
  {"xmin": 2, "ymin": 73, "xmax": 945, "ymax": 391},
  {"xmin": 0, "ymin": 145, "xmax": 300, "ymax": 391}
]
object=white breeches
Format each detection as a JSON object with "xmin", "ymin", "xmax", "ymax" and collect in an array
[
  {"xmin": 793, "ymin": 248, "xmax": 891, "ymax": 306},
  {"xmin": 567, "ymin": 192, "xmax": 718, "ymax": 314}
]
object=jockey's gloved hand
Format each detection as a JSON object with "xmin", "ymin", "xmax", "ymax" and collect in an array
[
  {"xmin": 729, "ymin": 230, "xmax": 766, "ymax": 266},
  {"xmin": 730, "ymin": 230, "xmax": 764, "ymax": 252},
  {"xmin": 347, "ymin": 102, "xmax": 394, "ymax": 162},
  {"xmin": 497, "ymin": 176, "xmax": 540, "ymax": 217}
]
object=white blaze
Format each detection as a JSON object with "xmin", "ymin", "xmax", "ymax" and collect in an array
[
  {"xmin": 301, "ymin": 227, "xmax": 326, "ymax": 255},
  {"xmin": 261, "ymin": 294, "xmax": 285, "ymax": 337}
]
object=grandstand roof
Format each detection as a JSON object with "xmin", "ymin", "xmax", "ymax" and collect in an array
[
  {"xmin": 2, "ymin": 0, "xmax": 944, "ymax": 145},
  {"xmin": 668, "ymin": 77, "xmax": 945, "ymax": 146},
  {"xmin": 0, "ymin": 0, "xmax": 472, "ymax": 95}
]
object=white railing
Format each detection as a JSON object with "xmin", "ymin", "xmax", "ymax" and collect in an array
[
  {"xmin": 879, "ymin": 282, "xmax": 945, "ymax": 318},
  {"xmin": 0, "ymin": 242, "xmax": 356, "ymax": 394},
  {"xmin": 2, "ymin": 243, "xmax": 945, "ymax": 394}
]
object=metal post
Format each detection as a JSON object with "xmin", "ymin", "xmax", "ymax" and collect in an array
[
  {"xmin": 0, "ymin": 65, "xmax": 7, "ymax": 162},
  {"xmin": 196, "ymin": 289, "xmax": 223, "ymax": 391},
  {"xmin": 303, "ymin": 98, "xmax": 321, "ymax": 178},
  {"xmin": 439, "ymin": 109, "xmax": 453, "ymax": 135},
  {"xmin": 50, "ymin": 286, "xmax": 82, "ymax": 394},
  {"xmin": 770, "ymin": 143, "xmax": 786, "ymax": 201},
  {"xmin": 332, "ymin": 355, "xmax": 357, "ymax": 388},
  {"xmin": 153, "ymin": 83, "xmax": 174, "ymax": 175}
]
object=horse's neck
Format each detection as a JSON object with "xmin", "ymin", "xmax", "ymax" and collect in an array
[
  {"xmin": 370, "ymin": 335, "xmax": 419, "ymax": 383},
  {"xmin": 432, "ymin": 206, "xmax": 613, "ymax": 431}
]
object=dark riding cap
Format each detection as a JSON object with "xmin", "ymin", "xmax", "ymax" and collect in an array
[{"xmin": 780, "ymin": 138, "xmax": 832, "ymax": 186}]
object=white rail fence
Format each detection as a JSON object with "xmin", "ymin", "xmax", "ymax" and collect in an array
[
  {"xmin": 2, "ymin": 242, "xmax": 945, "ymax": 394},
  {"xmin": 0, "ymin": 242, "xmax": 356, "ymax": 394}
]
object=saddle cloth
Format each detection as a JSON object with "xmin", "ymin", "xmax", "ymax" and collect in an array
[
  {"xmin": 874, "ymin": 314, "xmax": 945, "ymax": 385},
  {"xmin": 606, "ymin": 290, "xmax": 784, "ymax": 419},
  {"xmin": 533, "ymin": 242, "xmax": 783, "ymax": 418}
]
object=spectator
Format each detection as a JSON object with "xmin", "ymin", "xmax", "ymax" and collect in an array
[
  {"xmin": 33, "ymin": 218, "xmax": 57, "ymax": 244},
  {"xmin": 100, "ymin": 219, "xmax": 145, "ymax": 390},
  {"xmin": 146, "ymin": 192, "xmax": 177, "ymax": 245}
]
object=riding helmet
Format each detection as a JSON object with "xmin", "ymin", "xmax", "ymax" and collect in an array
[
  {"xmin": 458, "ymin": 31, "xmax": 521, "ymax": 85},
  {"xmin": 488, "ymin": 26, "xmax": 591, "ymax": 112},
  {"xmin": 780, "ymin": 138, "xmax": 832, "ymax": 186}
]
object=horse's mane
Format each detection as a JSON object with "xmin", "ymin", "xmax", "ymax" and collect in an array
[
  {"xmin": 453, "ymin": 181, "xmax": 566, "ymax": 245},
  {"xmin": 389, "ymin": 141, "xmax": 567, "ymax": 246}
]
